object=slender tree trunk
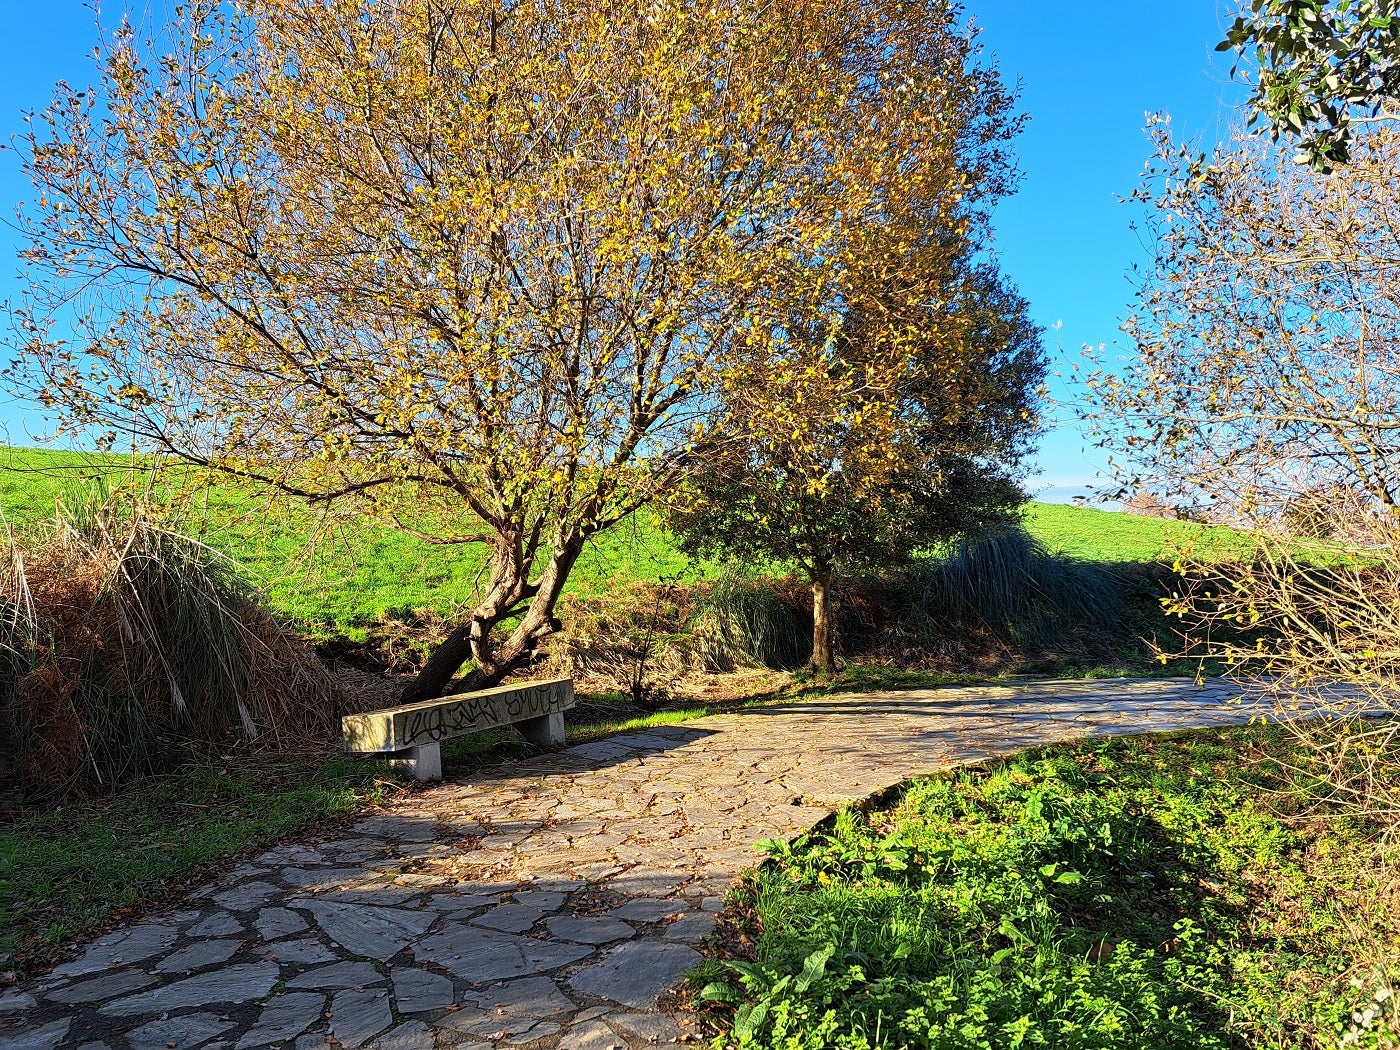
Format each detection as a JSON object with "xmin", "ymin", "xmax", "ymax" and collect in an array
[
  {"xmin": 402, "ymin": 622, "xmax": 477, "ymax": 703},
  {"xmin": 809, "ymin": 565, "xmax": 837, "ymax": 674}
]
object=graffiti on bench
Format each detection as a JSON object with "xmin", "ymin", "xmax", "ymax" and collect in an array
[{"xmin": 399, "ymin": 687, "xmax": 541, "ymax": 745}]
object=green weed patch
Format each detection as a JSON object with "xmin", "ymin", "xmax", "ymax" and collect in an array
[{"xmin": 700, "ymin": 726, "xmax": 1400, "ymax": 1049}]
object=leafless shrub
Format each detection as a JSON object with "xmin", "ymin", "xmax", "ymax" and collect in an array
[{"xmin": 1094, "ymin": 115, "xmax": 1400, "ymax": 824}]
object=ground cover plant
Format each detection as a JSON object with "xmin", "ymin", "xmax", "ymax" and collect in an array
[{"xmin": 699, "ymin": 725, "xmax": 1400, "ymax": 1049}]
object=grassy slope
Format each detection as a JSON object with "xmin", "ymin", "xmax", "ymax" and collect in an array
[
  {"xmin": 1022, "ymin": 501, "xmax": 1256, "ymax": 562},
  {"xmin": 0, "ymin": 447, "xmax": 1248, "ymax": 635},
  {"xmin": 0, "ymin": 447, "xmax": 689, "ymax": 636}
]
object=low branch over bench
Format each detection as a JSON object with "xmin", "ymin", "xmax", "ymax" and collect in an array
[{"xmin": 342, "ymin": 677, "xmax": 575, "ymax": 781}]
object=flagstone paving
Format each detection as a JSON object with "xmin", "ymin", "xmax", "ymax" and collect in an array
[{"xmin": 4, "ymin": 677, "xmax": 1315, "ymax": 1049}]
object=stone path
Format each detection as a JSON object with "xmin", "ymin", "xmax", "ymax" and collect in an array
[{"xmin": 2, "ymin": 677, "xmax": 1303, "ymax": 1050}]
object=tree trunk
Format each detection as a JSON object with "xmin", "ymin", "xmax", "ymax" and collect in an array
[
  {"xmin": 400, "ymin": 622, "xmax": 477, "ymax": 703},
  {"xmin": 809, "ymin": 567, "xmax": 837, "ymax": 674},
  {"xmin": 397, "ymin": 533, "xmax": 585, "ymax": 705}
]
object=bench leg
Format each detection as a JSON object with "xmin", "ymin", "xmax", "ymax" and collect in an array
[
  {"xmin": 389, "ymin": 741, "xmax": 442, "ymax": 782},
  {"xmin": 516, "ymin": 711, "xmax": 565, "ymax": 747}
]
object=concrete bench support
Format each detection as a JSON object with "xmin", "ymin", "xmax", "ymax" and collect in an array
[
  {"xmin": 342, "ymin": 678, "xmax": 575, "ymax": 782},
  {"xmin": 389, "ymin": 742, "xmax": 443, "ymax": 782}
]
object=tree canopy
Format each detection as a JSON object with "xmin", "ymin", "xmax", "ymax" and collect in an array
[
  {"xmin": 671, "ymin": 250, "xmax": 1043, "ymax": 672},
  {"xmin": 1221, "ymin": 0, "xmax": 1400, "ymax": 168},
  {"xmin": 9, "ymin": 0, "xmax": 1022, "ymax": 696}
]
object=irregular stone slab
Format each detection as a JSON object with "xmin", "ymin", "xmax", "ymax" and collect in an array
[
  {"xmin": 606, "ymin": 870, "xmax": 691, "ymax": 896},
  {"xmin": 261, "ymin": 937, "xmax": 338, "ymax": 965},
  {"xmin": 98, "ymin": 961, "xmax": 280, "ymax": 1017},
  {"xmin": 330, "ymin": 986, "xmax": 394, "ymax": 1049},
  {"xmin": 471, "ymin": 904, "xmax": 543, "ymax": 934},
  {"xmin": 2, "ymin": 1018, "xmax": 71, "ymax": 1050},
  {"xmin": 545, "ymin": 915, "xmax": 634, "ymax": 945},
  {"xmin": 558, "ymin": 1019, "xmax": 625, "ymax": 1050},
  {"xmin": 462, "ymin": 975, "xmax": 575, "ymax": 1018},
  {"xmin": 608, "ymin": 1010, "xmax": 685, "ymax": 1042},
  {"xmin": 504, "ymin": 1020, "xmax": 561, "ymax": 1044},
  {"xmin": 46, "ymin": 968, "xmax": 156, "ymax": 1004},
  {"xmin": 390, "ymin": 967, "xmax": 454, "ymax": 1013},
  {"xmin": 212, "ymin": 880, "xmax": 283, "ymax": 912},
  {"xmin": 527, "ymin": 875, "xmax": 588, "ymax": 893},
  {"xmin": 0, "ymin": 989, "xmax": 36, "ymax": 1012},
  {"xmin": 236, "ymin": 991, "xmax": 326, "ymax": 1048},
  {"xmin": 368, "ymin": 1019, "xmax": 435, "ymax": 1050},
  {"xmin": 188, "ymin": 912, "xmax": 244, "ymax": 937},
  {"xmin": 156, "ymin": 937, "xmax": 244, "ymax": 972},
  {"xmin": 49, "ymin": 923, "xmax": 179, "ymax": 978},
  {"xmin": 352, "ymin": 817, "xmax": 437, "ymax": 842},
  {"xmin": 414, "ymin": 924, "xmax": 592, "ymax": 983},
  {"xmin": 281, "ymin": 867, "xmax": 366, "ymax": 891},
  {"xmin": 512, "ymin": 891, "xmax": 567, "ymax": 911},
  {"xmin": 568, "ymin": 941, "xmax": 702, "ymax": 1010},
  {"xmin": 294, "ymin": 900, "xmax": 437, "ymax": 960},
  {"xmin": 421, "ymin": 892, "xmax": 498, "ymax": 914},
  {"xmin": 314, "ymin": 885, "xmax": 424, "ymax": 909},
  {"xmin": 664, "ymin": 911, "xmax": 719, "ymax": 941},
  {"xmin": 259, "ymin": 845, "xmax": 327, "ymax": 865},
  {"xmin": 609, "ymin": 898, "xmax": 682, "ymax": 923},
  {"xmin": 286, "ymin": 961, "xmax": 384, "ymax": 989},
  {"xmin": 124, "ymin": 1011, "xmax": 234, "ymax": 1050},
  {"xmin": 568, "ymin": 740, "xmax": 639, "ymax": 763},
  {"xmin": 256, "ymin": 906, "xmax": 309, "ymax": 940}
]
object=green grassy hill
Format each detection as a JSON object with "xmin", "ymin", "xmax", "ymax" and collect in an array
[
  {"xmin": 0, "ymin": 447, "xmax": 1250, "ymax": 637},
  {"xmin": 1022, "ymin": 502, "xmax": 1256, "ymax": 562}
]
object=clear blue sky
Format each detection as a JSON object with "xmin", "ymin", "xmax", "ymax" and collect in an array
[{"xmin": 0, "ymin": 2, "xmax": 1250, "ymax": 498}]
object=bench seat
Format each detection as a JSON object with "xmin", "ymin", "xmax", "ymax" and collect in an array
[{"xmin": 341, "ymin": 677, "xmax": 575, "ymax": 781}]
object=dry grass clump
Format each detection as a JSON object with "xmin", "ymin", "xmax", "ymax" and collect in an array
[{"xmin": 0, "ymin": 494, "xmax": 340, "ymax": 796}]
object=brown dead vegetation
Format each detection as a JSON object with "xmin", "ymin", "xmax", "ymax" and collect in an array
[{"xmin": 1, "ymin": 502, "xmax": 341, "ymax": 796}]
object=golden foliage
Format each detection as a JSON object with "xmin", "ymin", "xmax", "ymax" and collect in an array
[{"xmin": 14, "ymin": 0, "xmax": 1019, "ymax": 691}]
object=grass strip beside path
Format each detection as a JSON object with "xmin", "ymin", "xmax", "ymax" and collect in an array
[{"xmin": 0, "ymin": 756, "xmax": 396, "ymax": 973}]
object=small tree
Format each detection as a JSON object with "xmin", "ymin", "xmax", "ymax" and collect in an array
[
  {"xmin": 1092, "ymin": 116, "xmax": 1400, "ymax": 812},
  {"xmin": 670, "ymin": 254, "xmax": 1044, "ymax": 672},
  {"xmin": 8, "ymin": 0, "xmax": 1021, "ymax": 699},
  {"xmin": 1220, "ymin": 0, "xmax": 1400, "ymax": 168}
]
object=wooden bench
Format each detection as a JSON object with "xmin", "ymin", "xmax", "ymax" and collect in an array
[{"xmin": 341, "ymin": 677, "xmax": 575, "ymax": 782}]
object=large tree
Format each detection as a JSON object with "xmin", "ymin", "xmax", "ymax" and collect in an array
[
  {"xmin": 1221, "ymin": 0, "xmax": 1400, "ymax": 168},
  {"xmin": 8, "ymin": 0, "xmax": 1020, "ymax": 700},
  {"xmin": 670, "ymin": 250, "xmax": 1044, "ymax": 673}
]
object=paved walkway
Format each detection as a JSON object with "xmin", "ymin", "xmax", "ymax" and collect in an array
[{"xmin": 2, "ymin": 678, "xmax": 1284, "ymax": 1050}]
